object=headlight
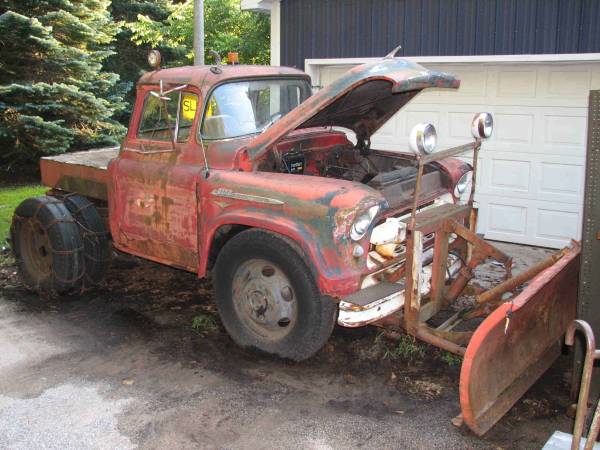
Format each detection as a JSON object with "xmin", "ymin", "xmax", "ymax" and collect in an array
[
  {"xmin": 454, "ymin": 171, "xmax": 472, "ymax": 200},
  {"xmin": 471, "ymin": 112, "xmax": 493, "ymax": 139},
  {"xmin": 409, "ymin": 123, "xmax": 437, "ymax": 155},
  {"xmin": 350, "ymin": 205, "xmax": 379, "ymax": 241}
]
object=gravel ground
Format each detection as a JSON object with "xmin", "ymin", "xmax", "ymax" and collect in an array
[{"xmin": 0, "ymin": 242, "xmax": 574, "ymax": 449}]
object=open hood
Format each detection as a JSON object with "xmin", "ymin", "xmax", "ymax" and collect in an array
[{"xmin": 245, "ymin": 58, "xmax": 460, "ymax": 161}]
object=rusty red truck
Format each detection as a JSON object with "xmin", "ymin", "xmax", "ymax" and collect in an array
[{"xmin": 10, "ymin": 53, "xmax": 580, "ymax": 435}]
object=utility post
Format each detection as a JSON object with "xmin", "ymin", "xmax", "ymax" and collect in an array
[{"xmin": 193, "ymin": 0, "xmax": 204, "ymax": 65}]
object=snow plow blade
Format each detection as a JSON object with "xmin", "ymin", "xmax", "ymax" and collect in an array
[{"xmin": 459, "ymin": 243, "xmax": 580, "ymax": 436}]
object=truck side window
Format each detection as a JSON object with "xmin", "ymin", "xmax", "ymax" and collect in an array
[{"xmin": 137, "ymin": 90, "xmax": 198, "ymax": 143}]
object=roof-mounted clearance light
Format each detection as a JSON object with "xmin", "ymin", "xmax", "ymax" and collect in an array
[
  {"xmin": 228, "ymin": 52, "xmax": 239, "ymax": 65},
  {"xmin": 148, "ymin": 50, "xmax": 162, "ymax": 69}
]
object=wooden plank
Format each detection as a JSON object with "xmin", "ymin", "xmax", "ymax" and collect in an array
[
  {"xmin": 430, "ymin": 227, "xmax": 450, "ymax": 309},
  {"xmin": 404, "ymin": 230, "xmax": 423, "ymax": 334}
]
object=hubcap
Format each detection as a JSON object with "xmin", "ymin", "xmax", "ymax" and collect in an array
[
  {"xmin": 232, "ymin": 259, "xmax": 298, "ymax": 341},
  {"xmin": 20, "ymin": 219, "xmax": 52, "ymax": 279}
]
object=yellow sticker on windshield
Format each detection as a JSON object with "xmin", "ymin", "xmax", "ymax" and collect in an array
[{"xmin": 182, "ymin": 94, "xmax": 197, "ymax": 121}]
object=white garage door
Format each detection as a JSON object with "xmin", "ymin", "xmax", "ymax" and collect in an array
[{"xmin": 317, "ymin": 61, "xmax": 600, "ymax": 248}]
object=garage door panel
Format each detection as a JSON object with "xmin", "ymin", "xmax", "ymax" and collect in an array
[
  {"xmin": 497, "ymin": 70, "xmax": 538, "ymax": 98},
  {"xmin": 448, "ymin": 112, "xmax": 474, "ymax": 139},
  {"xmin": 494, "ymin": 113, "xmax": 535, "ymax": 143},
  {"xmin": 428, "ymin": 68, "xmax": 488, "ymax": 99},
  {"xmin": 405, "ymin": 111, "xmax": 441, "ymax": 136},
  {"xmin": 481, "ymin": 200, "xmax": 529, "ymax": 239},
  {"xmin": 414, "ymin": 89, "xmax": 443, "ymax": 102},
  {"xmin": 539, "ymin": 162, "xmax": 584, "ymax": 197},
  {"xmin": 545, "ymin": 70, "xmax": 592, "ymax": 97},
  {"xmin": 536, "ymin": 208, "xmax": 580, "ymax": 243},
  {"xmin": 490, "ymin": 159, "xmax": 531, "ymax": 192},
  {"xmin": 543, "ymin": 114, "xmax": 587, "ymax": 146},
  {"xmin": 394, "ymin": 105, "xmax": 586, "ymax": 156},
  {"xmin": 477, "ymin": 196, "xmax": 582, "ymax": 247},
  {"xmin": 477, "ymin": 151, "xmax": 584, "ymax": 200}
]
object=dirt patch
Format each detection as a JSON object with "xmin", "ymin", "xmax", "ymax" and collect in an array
[{"xmin": 0, "ymin": 243, "xmax": 574, "ymax": 449}]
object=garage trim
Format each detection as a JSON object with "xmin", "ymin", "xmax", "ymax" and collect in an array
[{"xmin": 305, "ymin": 53, "xmax": 600, "ymax": 87}]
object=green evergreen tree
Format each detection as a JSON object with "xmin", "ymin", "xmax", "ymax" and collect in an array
[{"xmin": 0, "ymin": 1, "xmax": 126, "ymax": 170}]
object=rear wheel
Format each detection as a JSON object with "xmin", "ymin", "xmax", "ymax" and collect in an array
[
  {"xmin": 10, "ymin": 196, "xmax": 84, "ymax": 295},
  {"xmin": 214, "ymin": 229, "xmax": 337, "ymax": 361},
  {"xmin": 59, "ymin": 193, "xmax": 110, "ymax": 288}
]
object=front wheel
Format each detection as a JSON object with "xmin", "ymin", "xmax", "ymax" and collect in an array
[{"xmin": 214, "ymin": 229, "xmax": 337, "ymax": 361}]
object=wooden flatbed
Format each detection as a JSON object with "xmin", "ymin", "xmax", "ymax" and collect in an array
[{"xmin": 40, "ymin": 147, "xmax": 119, "ymax": 201}]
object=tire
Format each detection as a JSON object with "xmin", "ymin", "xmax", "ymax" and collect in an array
[
  {"xmin": 214, "ymin": 229, "xmax": 337, "ymax": 361},
  {"xmin": 10, "ymin": 196, "xmax": 84, "ymax": 295},
  {"xmin": 59, "ymin": 193, "xmax": 110, "ymax": 288}
]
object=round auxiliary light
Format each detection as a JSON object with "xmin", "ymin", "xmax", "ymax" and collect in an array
[
  {"xmin": 148, "ymin": 50, "xmax": 162, "ymax": 69},
  {"xmin": 409, "ymin": 122, "xmax": 437, "ymax": 155},
  {"xmin": 471, "ymin": 112, "xmax": 493, "ymax": 139}
]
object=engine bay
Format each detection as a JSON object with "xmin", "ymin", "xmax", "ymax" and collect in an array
[{"xmin": 258, "ymin": 130, "xmax": 449, "ymax": 209}]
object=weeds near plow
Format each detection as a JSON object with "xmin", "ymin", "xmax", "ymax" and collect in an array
[
  {"xmin": 440, "ymin": 351, "xmax": 462, "ymax": 367},
  {"xmin": 191, "ymin": 313, "xmax": 218, "ymax": 336},
  {"xmin": 384, "ymin": 335, "xmax": 427, "ymax": 361}
]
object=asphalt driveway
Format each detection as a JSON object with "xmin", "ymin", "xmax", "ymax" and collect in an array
[{"xmin": 0, "ymin": 243, "xmax": 573, "ymax": 449}]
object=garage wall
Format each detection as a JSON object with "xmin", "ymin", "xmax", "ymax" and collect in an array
[
  {"xmin": 317, "ymin": 61, "xmax": 600, "ymax": 248},
  {"xmin": 280, "ymin": 0, "xmax": 600, "ymax": 70}
]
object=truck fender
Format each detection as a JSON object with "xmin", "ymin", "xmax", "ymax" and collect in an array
[
  {"xmin": 196, "ymin": 171, "xmax": 385, "ymax": 297},
  {"xmin": 199, "ymin": 212, "xmax": 324, "ymax": 287}
]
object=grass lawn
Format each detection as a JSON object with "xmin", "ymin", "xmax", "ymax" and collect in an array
[{"xmin": 0, "ymin": 185, "xmax": 47, "ymax": 246}]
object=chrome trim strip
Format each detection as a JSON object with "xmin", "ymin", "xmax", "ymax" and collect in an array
[{"xmin": 210, "ymin": 188, "xmax": 285, "ymax": 205}]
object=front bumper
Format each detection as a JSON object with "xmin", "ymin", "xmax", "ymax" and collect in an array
[
  {"xmin": 337, "ymin": 249, "xmax": 462, "ymax": 328},
  {"xmin": 337, "ymin": 282, "xmax": 405, "ymax": 328}
]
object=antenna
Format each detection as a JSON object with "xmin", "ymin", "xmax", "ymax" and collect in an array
[{"xmin": 384, "ymin": 44, "xmax": 403, "ymax": 59}]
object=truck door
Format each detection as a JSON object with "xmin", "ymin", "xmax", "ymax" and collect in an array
[{"xmin": 109, "ymin": 85, "xmax": 203, "ymax": 271}]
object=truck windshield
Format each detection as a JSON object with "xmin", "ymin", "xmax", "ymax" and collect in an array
[{"xmin": 200, "ymin": 78, "xmax": 311, "ymax": 140}]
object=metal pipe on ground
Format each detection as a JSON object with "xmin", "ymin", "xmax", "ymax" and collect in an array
[{"xmin": 475, "ymin": 247, "xmax": 568, "ymax": 306}]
